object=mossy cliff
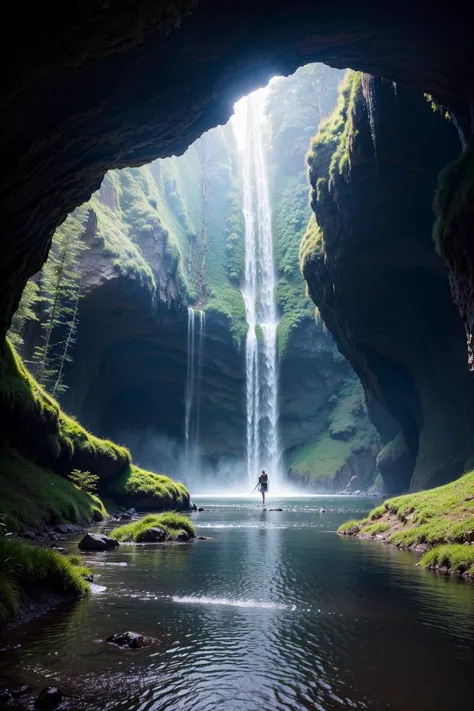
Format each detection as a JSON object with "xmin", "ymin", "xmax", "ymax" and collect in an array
[
  {"xmin": 0, "ymin": 339, "xmax": 189, "ymax": 531},
  {"xmin": 268, "ymin": 66, "xmax": 380, "ymax": 489},
  {"xmin": 302, "ymin": 72, "xmax": 474, "ymax": 493}
]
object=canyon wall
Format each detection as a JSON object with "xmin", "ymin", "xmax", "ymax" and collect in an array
[{"xmin": 302, "ymin": 73, "xmax": 474, "ymax": 492}]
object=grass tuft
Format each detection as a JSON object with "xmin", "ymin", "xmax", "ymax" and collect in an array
[
  {"xmin": 111, "ymin": 512, "xmax": 195, "ymax": 542},
  {"xmin": 338, "ymin": 469, "xmax": 474, "ymax": 547},
  {"xmin": 420, "ymin": 544, "xmax": 474, "ymax": 576},
  {"xmin": 0, "ymin": 538, "xmax": 89, "ymax": 627}
]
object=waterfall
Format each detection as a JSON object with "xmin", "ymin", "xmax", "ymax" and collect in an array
[
  {"xmin": 362, "ymin": 74, "xmax": 377, "ymax": 161},
  {"xmin": 184, "ymin": 307, "xmax": 205, "ymax": 477},
  {"xmin": 239, "ymin": 93, "xmax": 280, "ymax": 488}
]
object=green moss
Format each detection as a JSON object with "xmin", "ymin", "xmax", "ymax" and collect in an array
[
  {"xmin": 0, "ymin": 338, "xmax": 189, "ymax": 528},
  {"xmin": 433, "ymin": 142, "xmax": 474, "ymax": 255},
  {"xmin": 109, "ymin": 464, "xmax": 189, "ymax": 510},
  {"xmin": 0, "ymin": 450, "xmax": 107, "ymax": 532},
  {"xmin": 289, "ymin": 376, "xmax": 378, "ymax": 483},
  {"xmin": 302, "ymin": 71, "xmax": 362, "ymax": 273},
  {"xmin": 0, "ymin": 537, "xmax": 89, "ymax": 627},
  {"xmin": 111, "ymin": 512, "xmax": 195, "ymax": 542},
  {"xmin": 339, "ymin": 469, "xmax": 474, "ymax": 546},
  {"xmin": 420, "ymin": 544, "xmax": 474, "ymax": 575},
  {"xmin": 291, "ymin": 433, "xmax": 353, "ymax": 483}
]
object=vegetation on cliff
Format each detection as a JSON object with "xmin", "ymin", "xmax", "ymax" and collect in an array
[
  {"xmin": 288, "ymin": 375, "xmax": 379, "ymax": 487},
  {"xmin": 111, "ymin": 512, "xmax": 195, "ymax": 542},
  {"xmin": 0, "ymin": 538, "xmax": 91, "ymax": 626},
  {"xmin": 0, "ymin": 339, "xmax": 189, "ymax": 531},
  {"xmin": 338, "ymin": 470, "xmax": 474, "ymax": 566}
]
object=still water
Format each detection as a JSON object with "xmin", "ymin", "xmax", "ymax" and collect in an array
[{"xmin": 2, "ymin": 496, "xmax": 474, "ymax": 710}]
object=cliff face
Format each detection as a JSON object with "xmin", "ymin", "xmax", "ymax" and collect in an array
[
  {"xmin": 302, "ymin": 74, "xmax": 474, "ymax": 493},
  {"xmin": 1, "ymin": 0, "xmax": 474, "ymax": 345}
]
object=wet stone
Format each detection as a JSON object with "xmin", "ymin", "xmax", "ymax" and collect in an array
[{"xmin": 35, "ymin": 687, "xmax": 63, "ymax": 709}]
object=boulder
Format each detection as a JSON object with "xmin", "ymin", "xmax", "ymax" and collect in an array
[
  {"xmin": 105, "ymin": 632, "xmax": 146, "ymax": 649},
  {"xmin": 197, "ymin": 536, "xmax": 207, "ymax": 540},
  {"xmin": 124, "ymin": 508, "xmax": 136, "ymax": 516},
  {"xmin": 120, "ymin": 512, "xmax": 132, "ymax": 520},
  {"xmin": 78, "ymin": 533, "xmax": 119, "ymax": 551},
  {"xmin": 191, "ymin": 503, "xmax": 197, "ymax": 511},
  {"xmin": 54, "ymin": 524, "xmax": 69, "ymax": 534},
  {"xmin": 23, "ymin": 530, "xmax": 37, "ymax": 540},
  {"xmin": 174, "ymin": 530, "xmax": 190, "ymax": 542},
  {"xmin": 139, "ymin": 527, "xmax": 166, "ymax": 542},
  {"xmin": 269, "ymin": 508, "xmax": 283, "ymax": 512},
  {"xmin": 197, "ymin": 507, "xmax": 205, "ymax": 512},
  {"xmin": 35, "ymin": 687, "xmax": 63, "ymax": 709}
]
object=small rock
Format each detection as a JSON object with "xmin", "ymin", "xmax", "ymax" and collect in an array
[
  {"xmin": 0, "ymin": 643, "xmax": 22, "ymax": 653},
  {"xmin": 197, "ymin": 536, "xmax": 207, "ymax": 540},
  {"xmin": 78, "ymin": 533, "xmax": 119, "ymax": 551},
  {"xmin": 197, "ymin": 507, "xmax": 205, "ymax": 512},
  {"xmin": 11, "ymin": 685, "xmax": 32, "ymax": 698},
  {"xmin": 24, "ymin": 529, "xmax": 37, "ymax": 540},
  {"xmin": 320, "ymin": 508, "xmax": 326, "ymax": 513},
  {"xmin": 140, "ymin": 527, "xmax": 166, "ymax": 542},
  {"xmin": 92, "ymin": 510, "xmax": 104, "ymax": 522},
  {"xmin": 83, "ymin": 574, "xmax": 94, "ymax": 582},
  {"xmin": 35, "ymin": 687, "xmax": 63, "ymax": 709},
  {"xmin": 269, "ymin": 508, "xmax": 283, "ymax": 512},
  {"xmin": 465, "ymin": 495, "xmax": 474, "ymax": 502},
  {"xmin": 105, "ymin": 631, "xmax": 145, "ymax": 649},
  {"xmin": 55, "ymin": 524, "xmax": 69, "ymax": 534},
  {"xmin": 0, "ymin": 688, "xmax": 11, "ymax": 703},
  {"xmin": 120, "ymin": 512, "xmax": 132, "ymax": 520},
  {"xmin": 124, "ymin": 508, "xmax": 136, "ymax": 516},
  {"xmin": 174, "ymin": 530, "xmax": 190, "ymax": 542}
]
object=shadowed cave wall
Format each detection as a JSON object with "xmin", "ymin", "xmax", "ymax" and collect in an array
[{"xmin": 302, "ymin": 75, "xmax": 474, "ymax": 492}]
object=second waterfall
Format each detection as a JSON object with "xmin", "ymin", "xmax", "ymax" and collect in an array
[{"xmin": 238, "ymin": 92, "xmax": 281, "ymax": 488}]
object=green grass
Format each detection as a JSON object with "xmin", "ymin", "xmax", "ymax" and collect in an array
[
  {"xmin": 108, "ymin": 465, "xmax": 189, "ymax": 510},
  {"xmin": 0, "ymin": 538, "xmax": 90, "ymax": 627},
  {"xmin": 420, "ymin": 544, "xmax": 474, "ymax": 575},
  {"xmin": 289, "ymin": 375, "xmax": 379, "ymax": 484},
  {"xmin": 0, "ymin": 450, "xmax": 107, "ymax": 532},
  {"xmin": 110, "ymin": 512, "xmax": 196, "ymax": 542},
  {"xmin": 338, "ymin": 469, "xmax": 474, "ymax": 547},
  {"xmin": 0, "ymin": 339, "xmax": 189, "ymax": 528}
]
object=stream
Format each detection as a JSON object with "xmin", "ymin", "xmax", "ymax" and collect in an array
[{"xmin": 1, "ymin": 496, "xmax": 474, "ymax": 710}]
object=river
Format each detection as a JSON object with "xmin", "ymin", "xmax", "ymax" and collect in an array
[{"xmin": 2, "ymin": 496, "xmax": 474, "ymax": 710}]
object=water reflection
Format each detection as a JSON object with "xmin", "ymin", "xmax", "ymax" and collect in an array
[{"xmin": 1, "ymin": 498, "xmax": 473, "ymax": 711}]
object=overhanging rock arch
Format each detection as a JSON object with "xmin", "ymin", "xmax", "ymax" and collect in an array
[{"xmin": 1, "ymin": 0, "xmax": 474, "ymax": 341}]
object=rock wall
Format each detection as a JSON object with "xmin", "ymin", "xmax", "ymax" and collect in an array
[
  {"xmin": 302, "ymin": 73, "xmax": 474, "ymax": 492},
  {"xmin": 1, "ymin": 0, "xmax": 474, "ymax": 344}
]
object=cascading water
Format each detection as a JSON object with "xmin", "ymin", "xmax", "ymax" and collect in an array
[
  {"xmin": 239, "ymin": 93, "xmax": 280, "ymax": 488},
  {"xmin": 184, "ymin": 307, "xmax": 205, "ymax": 478},
  {"xmin": 362, "ymin": 74, "xmax": 377, "ymax": 160}
]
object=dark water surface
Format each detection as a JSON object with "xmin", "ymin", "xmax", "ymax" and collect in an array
[{"xmin": 2, "ymin": 496, "xmax": 474, "ymax": 710}]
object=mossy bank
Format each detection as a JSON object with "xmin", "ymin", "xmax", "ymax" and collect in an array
[
  {"xmin": 0, "ymin": 338, "xmax": 189, "ymax": 533},
  {"xmin": 338, "ymin": 470, "xmax": 474, "ymax": 578}
]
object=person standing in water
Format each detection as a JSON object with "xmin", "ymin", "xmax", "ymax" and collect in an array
[{"xmin": 257, "ymin": 470, "xmax": 269, "ymax": 504}]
